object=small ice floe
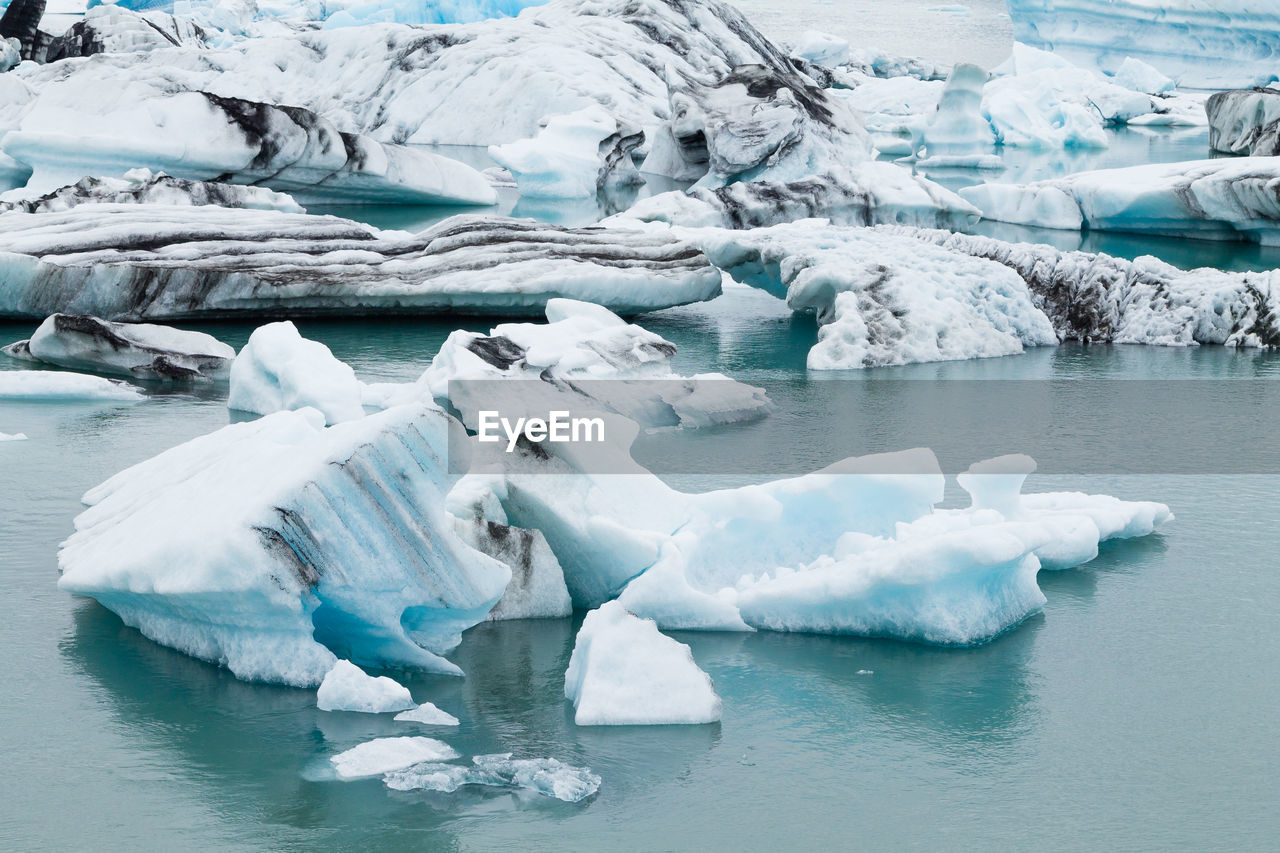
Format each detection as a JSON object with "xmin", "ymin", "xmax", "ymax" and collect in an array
[
  {"xmin": 385, "ymin": 754, "xmax": 601, "ymax": 803},
  {"xmin": 0, "ymin": 370, "xmax": 144, "ymax": 401},
  {"xmin": 316, "ymin": 661, "xmax": 416, "ymax": 714},
  {"xmin": 0, "ymin": 432, "xmax": 27, "ymax": 442},
  {"xmin": 394, "ymin": 703, "xmax": 460, "ymax": 727},
  {"xmin": 565, "ymin": 601, "xmax": 722, "ymax": 726},
  {"xmin": 330, "ymin": 737, "xmax": 460, "ymax": 780}
]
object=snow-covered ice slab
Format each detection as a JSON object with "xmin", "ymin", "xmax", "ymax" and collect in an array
[
  {"xmin": 0, "ymin": 210, "xmax": 722, "ymax": 321},
  {"xmin": 10, "ymin": 0, "xmax": 818, "ymax": 148},
  {"xmin": 960, "ymin": 158, "xmax": 1280, "ymax": 244},
  {"xmin": 316, "ymin": 660, "xmax": 416, "ymax": 713},
  {"xmin": 229, "ymin": 321, "xmax": 364, "ymax": 425},
  {"xmin": 1006, "ymin": 0, "xmax": 1280, "ymax": 89},
  {"xmin": 1, "ymin": 83, "xmax": 498, "ymax": 204},
  {"xmin": 366, "ymin": 298, "xmax": 771, "ymax": 430},
  {"xmin": 0, "ymin": 170, "xmax": 302, "ymax": 214},
  {"xmin": 58, "ymin": 405, "xmax": 514, "ymax": 686},
  {"xmin": 614, "ymin": 163, "xmax": 979, "ymax": 230},
  {"xmin": 564, "ymin": 601, "xmax": 721, "ymax": 725},
  {"xmin": 384, "ymin": 754, "xmax": 601, "ymax": 802},
  {"xmin": 888, "ymin": 226, "xmax": 1280, "ymax": 347},
  {"xmin": 4, "ymin": 313, "xmax": 234, "ymax": 380},
  {"xmin": 1207, "ymin": 89, "xmax": 1280, "ymax": 156},
  {"xmin": 0, "ymin": 369, "xmax": 145, "ymax": 400},
  {"xmin": 394, "ymin": 703, "xmax": 460, "ymax": 727},
  {"xmin": 331, "ymin": 737, "xmax": 460, "ymax": 780},
  {"xmin": 678, "ymin": 222, "xmax": 1057, "ymax": 370}
]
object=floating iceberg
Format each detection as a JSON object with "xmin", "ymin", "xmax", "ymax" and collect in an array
[
  {"xmin": 229, "ymin": 321, "xmax": 364, "ymax": 425},
  {"xmin": 489, "ymin": 105, "xmax": 644, "ymax": 200},
  {"xmin": 330, "ymin": 737, "xmax": 460, "ymax": 780},
  {"xmin": 384, "ymin": 754, "xmax": 600, "ymax": 802},
  {"xmin": 46, "ymin": 5, "xmax": 207, "ymax": 61},
  {"xmin": 920, "ymin": 63, "xmax": 995, "ymax": 157},
  {"xmin": 1206, "ymin": 88, "xmax": 1280, "ymax": 156},
  {"xmin": 316, "ymin": 660, "xmax": 416, "ymax": 713},
  {"xmin": 0, "ymin": 431, "xmax": 28, "ymax": 441},
  {"xmin": 0, "ymin": 369, "xmax": 145, "ymax": 400},
  {"xmin": 615, "ymin": 163, "xmax": 979, "ymax": 230},
  {"xmin": 960, "ymin": 158, "xmax": 1280, "ymax": 244},
  {"xmin": 367, "ymin": 298, "xmax": 771, "ymax": 430},
  {"xmin": 0, "ymin": 210, "xmax": 722, "ymax": 321},
  {"xmin": 1, "ymin": 84, "xmax": 497, "ymax": 204},
  {"xmin": 1005, "ymin": 0, "xmax": 1280, "ymax": 89},
  {"xmin": 58, "ymin": 405, "xmax": 513, "ymax": 686},
  {"xmin": 0, "ymin": 170, "xmax": 303, "ymax": 214},
  {"xmin": 394, "ymin": 703, "xmax": 460, "ymax": 727},
  {"xmin": 3, "ymin": 313, "xmax": 235, "ymax": 381},
  {"xmin": 564, "ymin": 601, "xmax": 722, "ymax": 725},
  {"xmin": 679, "ymin": 221, "xmax": 1058, "ymax": 369},
  {"xmin": 889, "ymin": 225, "xmax": 1280, "ymax": 347}
]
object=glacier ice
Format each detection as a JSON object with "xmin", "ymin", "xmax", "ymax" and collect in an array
[
  {"xmin": 57, "ymin": 405, "xmax": 513, "ymax": 686},
  {"xmin": 330, "ymin": 736, "xmax": 460, "ymax": 780},
  {"xmin": 675, "ymin": 221, "xmax": 1058, "ymax": 369},
  {"xmin": 0, "ymin": 169, "xmax": 303, "ymax": 214},
  {"xmin": 920, "ymin": 63, "xmax": 995, "ymax": 158},
  {"xmin": 0, "ymin": 210, "xmax": 722, "ymax": 321},
  {"xmin": 0, "ymin": 369, "xmax": 145, "ymax": 400},
  {"xmin": 790, "ymin": 30, "xmax": 849, "ymax": 69},
  {"xmin": 47, "ymin": 5, "xmax": 207, "ymax": 60},
  {"xmin": 1005, "ymin": 0, "xmax": 1280, "ymax": 89},
  {"xmin": 229, "ymin": 321, "xmax": 364, "ymax": 425},
  {"xmin": 97, "ymin": 0, "xmax": 548, "ymax": 30},
  {"xmin": 316, "ymin": 660, "xmax": 416, "ymax": 713},
  {"xmin": 394, "ymin": 703, "xmax": 460, "ymax": 727},
  {"xmin": 1110, "ymin": 57, "xmax": 1174, "ymax": 95},
  {"xmin": 886, "ymin": 225, "xmax": 1280, "ymax": 347},
  {"xmin": 488, "ymin": 106, "xmax": 643, "ymax": 200},
  {"xmin": 564, "ymin": 601, "xmax": 722, "ymax": 726},
  {"xmin": 3, "ymin": 313, "xmax": 235, "ymax": 381},
  {"xmin": 960, "ymin": 158, "xmax": 1280, "ymax": 245},
  {"xmin": 384, "ymin": 754, "xmax": 601, "ymax": 802},
  {"xmin": 1207, "ymin": 88, "xmax": 1280, "ymax": 156},
  {"xmin": 366, "ymin": 298, "xmax": 770, "ymax": 431}
]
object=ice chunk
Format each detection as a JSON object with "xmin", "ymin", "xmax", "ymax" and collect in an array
[
  {"xmin": 0, "ymin": 210, "xmax": 722, "ymax": 322},
  {"xmin": 1110, "ymin": 57, "xmax": 1174, "ymax": 94},
  {"xmin": 956, "ymin": 454, "xmax": 1037, "ymax": 519},
  {"xmin": 0, "ymin": 431, "xmax": 27, "ymax": 441},
  {"xmin": 384, "ymin": 754, "xmax": 600, "ymax": 802},
  {"xmin": 790, "ymin": 30, "xmax": 849, "ymax": 68},
  {"xmin": 5, "ymin": 314, "xmax": 234, "ymax": 381},
  {"xmin": 330, "ymin": 737, "xmax": 460, "ymax": 780},
  {"xmin": 228, "ymin": 322, "xmax": 364, "ymax": 425},
  {"xmin": 1207, "ymin": 88, "xmax": 1280, "ymax": 156},
  {"xmin": 1006, "ymin": 0, "xmax": 1280, "ymax": 89},
  {"xmin": 394, "ymin": 703, "xmax": 460, "ymax": 727},
  {"xmin": 488, "ymin": 105, "xmax": 643, "ymax": 199},
  {"xmin": 0, "ymin": 369, "xmax": 144, "ymax": 400},
  {"xmin": 921, "ymin": 63, "xmax": 995, "ymax": 157},
  {"xmin": 0, "ymin": 170, "xmax": 302, "ymax": 214},
  {"xmin": 564, "ymin": 601, "xmax": 721, "ymax": 725},
  {"xmin": 960, "ymin": 157, "xmax": 1280, "ymax": 244},
  {"xmin": 452, "ymin": 516, "xmax": 573, "ymax": 622},
  {"xmin": 58, "ymin": 405, "xmax": 513, "ymax": 686},
  {"xmin": 317, "ymin": 660, "xmax": 416, "ymax": 713}
]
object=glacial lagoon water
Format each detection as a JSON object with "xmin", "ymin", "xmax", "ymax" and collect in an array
[{"xmin": 3, "ymin": 5, "xmax": 1280, "ymax": 851}]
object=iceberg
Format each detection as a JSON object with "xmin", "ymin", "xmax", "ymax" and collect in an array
[
  {"xmin": 394, "ymin": 703, "xmax": 460, "ymax": 727},
  {"xmin": 58, "ymin": 405, "xmax": 514, "ymax": 686},
  {"xmin": 1005, "ymin": 0, "xmax": 1280, "ymax": 89},
  {"xmin": 366, "ymin": 298, "xmax": 771, "ymax": 430},
  {"xmin": 0, "ymin": 431, "xmax": 28, "ymax": 441},
  {"xmin": 0, "ymin": 369, "xmax": 145, "ymax": 400},
  {"xmin": 680, "ymin": 221, "xmax": 1058, "ymax": 369},
  {"xmin": 960, "ymin": 158, "xmax": 1280, "ymax": 244},
  {"xmin": 488, "ymin": 105, "xmax": 644, "ymax": 200},
  {"xmin": 564, "ymin": 601, "xmax": 722, "ymax": 725},
  {"xmin": 1, "ymin": 86, "xmax": 498, "ymax": 204},
  {"xmin": 887, "ymin": 225, "xmax": 1280, "ymax": 347},
  {"xmin": 384, "ymin": 754, "xmax": 601, "ymax": 802},
  {"xmin": 316, "ymin": 659, "xmax": 416, "ymax": 713},
  {"xmin": 920, "ymin": 63, "xmax": 995, "ymax": 157},
  {"xmin": 1206, "ymin": 88, "xmax": 1280, "ymax": 156},
  {"xmin": 46, "ymin": 5, "xmax": 207, "ymax": 61},
  {"xmin": 3, "ymin": 313, "xmax": 235, "ymax": 381},
  {"xmin": 790, "ymin": 30, "xmax": 849, "ymax": 69},
  {"xmin": 0, "ymin": 170, "xmax": 303, "ymax": 214},
  {"xmin": 229, "ymin": 321, "xmax": 364, "ymax": 425},
  {"xmin": 330, "ymin": 736, "xmax": 460, "ymax": 780},
  {"xmin": 0, "ymin": 210, "xmax": 722, "ymax": 321}
]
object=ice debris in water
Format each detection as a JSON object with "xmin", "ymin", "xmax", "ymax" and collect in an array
[
  {"xmin": 0, "ymin": 370, "xmax": 145, "ymax": 401},
  {"xmin": 384, "ymin": 754, "xmax": 601, "ymax": 803},
  {"xmin": 316, "ymin": 660, "xmax": 416, "ymax": 714},
  {"xmin": 394, "ymin": 703, "xmax": 460, "ymax": 727},
  {"xmin": 0, "ymin": 432, "xmax": 27, "ymax": 441},
  {"xmin": 330, "ymin": 737, "xmax": 460, "ymax": 780},
  {"xmin": 565, "ymin": 601, "xmax": 722, "ymax": 726},
  {"xmin": 228, "ymin": 321, "xmax": 365, "ymax": 425}
]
